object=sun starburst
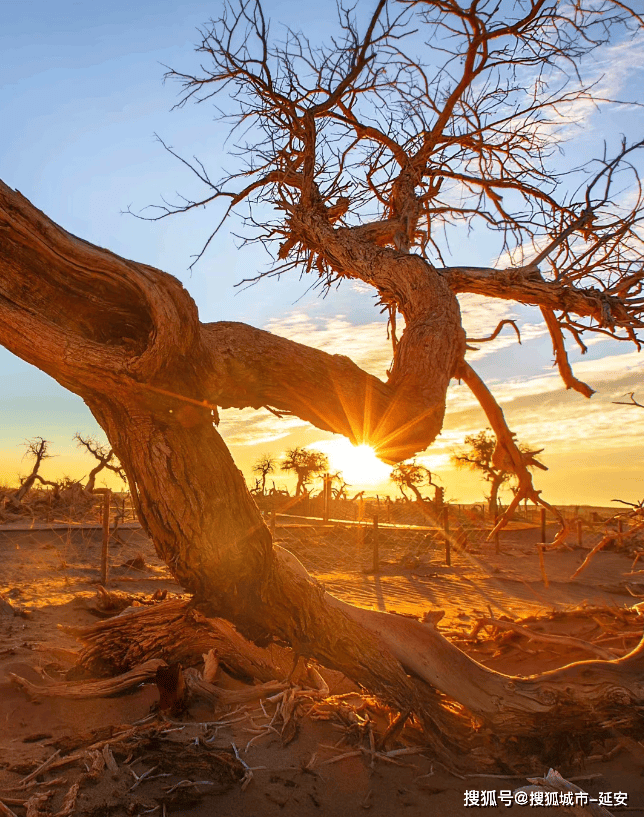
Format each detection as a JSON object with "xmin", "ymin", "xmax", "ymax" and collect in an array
[{"xmin": 310, "ymin": 439, "xmax": 391, "ymax": 487}]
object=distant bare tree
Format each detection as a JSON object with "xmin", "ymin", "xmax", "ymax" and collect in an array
[
  {"xmin": 252, "ymin": 453, "xmax": 276, "ymax": 495},
  {"xmin": 391, "ymin": 460, "xmax": 433, "ymax": 502},
  {"xmin": 0, "ymin": 437, "xmax": 62, "ymax": 513},
  {"xmin": 74, "ymin": 433, "xmax": 127, "ymax": 493},
  {"xmin": 390, "ymin": 459, "xmax": 444, "ymax": 519},
  {"xmin": 330, "ymin": 471, "xmax": 351, "ymax": 500},
  {"xmin": 13, "ymin": 438, "xmax": 55, "ymax": 502}
]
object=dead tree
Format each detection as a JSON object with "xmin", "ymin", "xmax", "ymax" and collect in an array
[
  {"xmin": 391, "ymin": 459, "xmax": 441, "ymax": 522},
  {"xmin": 10, "ymin": 437, "xmax": 53, "ymax": 503},
  {"xmin": 390, "ymin": 460, "xmax": 432, "ymax": 502},
  {"xmin": 330, "ymin": 471, "xmax": 351, "ymax": 500},
  {"xmin": 2, "ymin": 0, "xmax": 644, "ymax": 763},
  {"xmin": 251, "ymin": 453, "xmax": 276, "ymax": 496},
  {"xmin": 74, "ymin": 433, "xmax": 127, "ymax": 493},
  {"xmin": 145, "ymin": 0, "xmax": 644, "ymax": 535},
  {"xmin": 0, "ymin": 437, "xmax": 62, "ymax": 514}
]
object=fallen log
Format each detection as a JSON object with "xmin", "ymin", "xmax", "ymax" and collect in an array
[{"xmin": 9, "ymin": 659, "xmax": 166, "ymax": 699}]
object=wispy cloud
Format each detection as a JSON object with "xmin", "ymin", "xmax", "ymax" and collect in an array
[
  {"xmin": 219, "ymin": 407, "xmax": 309, "ymax": 446},
  {"xmin": 488, "ymin": 347, "xmax": 643, "ymax": 404},
  {"xmin": 263, "ymin": 312, "xmax": 394, "ymax": 377},
  {"xmin": 458, "ymin": 294, "xmax": 548, "ymax": 360},
  {"xmin": 458, "ymin": 294, "xmax": 515, "ymax": 335},
  {"xmin": 527, "ymin": 29, "xmax": 644, "ymax": 144},
  {"xmin": 443, "ymin": 346, "xmax": 644, "ymax": 457},
  {"xmin": 265, "ymin": 299, "xmax": 542, "ymax": 374},
  {"xmin": 489, "ymin": 29, "xmax": 644, "ymax": 270}
]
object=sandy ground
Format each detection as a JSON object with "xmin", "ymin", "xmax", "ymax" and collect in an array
[{"xmin": 1, "ymin": 521, "xmax": 644, "ymax": 816}]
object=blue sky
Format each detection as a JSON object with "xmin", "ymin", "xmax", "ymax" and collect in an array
[{"xmin": 1, "ymin": 0, "xmax": 644, "ymax": 505}]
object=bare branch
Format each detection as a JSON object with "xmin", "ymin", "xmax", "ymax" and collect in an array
[
  {"xmin": 613, "ymin": 391, "xmax": 644, "ymax": 408},
  {"xmin": 466, "ymin": 319, "xmax": 521, "ymax": 348},
  {"xmin": 145, "ymin": 0, "xmax": 644, "ymax": 376},
  {"xmin": 457, "ymin": 361, "xmax": 567, "ymax": 545},
  {"xmin": 75, "ymin": 433, "xmax": 127, "ymax": 492},
  {"xmin": 540, "ymin": 307, "xmax": 595, "ymax": 398}
]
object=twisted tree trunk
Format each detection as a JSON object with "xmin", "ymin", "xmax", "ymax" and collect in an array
[{"xmin": 1, "ymin": 181, "xmax": 644, "ymax": 759}]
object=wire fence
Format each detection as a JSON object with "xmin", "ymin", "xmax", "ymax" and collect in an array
[
  {"xmin": 272, "ymin": 520, "xmax": 450, "ymax": 577},
  {"xmin": 0, "ymin": 486, "xmax": 623, "ymax": 587},
  {"xmin": 253, "ymin": 492, "xmax": 617, "ymax": 528},
  {"xmin": 253, "ymin": 495, "xmax": 621, "ymax": 580}
]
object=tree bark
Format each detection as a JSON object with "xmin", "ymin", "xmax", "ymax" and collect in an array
[
  {"xmin": 201, "ymin": 320, "xmax": 446, "ymax": 462},
  {"xmin": 443, "ymin": 265, "xmax": 632, "ymax": 327},
  {"xmin": 2, "ymin": 180, "xmax": 644, "ymax": 756},
  {"xmin": 288, "ymin": 206, "xmax": 467, "ymax": 460},
  {"xmin": 489, "ymin": 473, "xmax": 504, "ymax": 518}
]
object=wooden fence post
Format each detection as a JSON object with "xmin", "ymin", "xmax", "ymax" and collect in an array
[
  {"xmin": 577, "ymin": 518, "xmax": 583, "ymax": 547},
  {"xmin": 323, "ymin": 473, "xmax": 330, "ymax": 523},
  {"xmin": 538, "ymin": 545, "xmax": 549, "ymax": 588},
  {"xmin": 537, "ymin": 506, "xmax": 549, "ymax": 588},
  {"xmin": 94, "ymin": 488, "xmax": 112, "ymax": 587},
  {"xmin": 443, "ymin": 506, "xmax": 451, "ymax": 566},
  {"xmin": 494, "ymin": 514, "xmax": 500, "ymax": 555},
  {"xmin": 372, "ymin": 514, "xmax": 380, "ymax": 573},
  {"xmin": 270, "ymin": 495, "xmax": 276, "ymax": 536}
]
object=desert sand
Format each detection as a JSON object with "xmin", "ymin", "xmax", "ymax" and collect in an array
[{"xmin": 1, "ymin": 516, "xmax": 643, "ymax": 816}]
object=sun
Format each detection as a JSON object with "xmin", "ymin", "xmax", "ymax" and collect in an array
[{"xmin": 311, "ymin": 439, "xmax": 392, "ymax": 487}]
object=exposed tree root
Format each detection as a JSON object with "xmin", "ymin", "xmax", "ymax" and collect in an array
[
  {"xmin": 184, "ymin": 671, "xmax": 287, "ymax": 706},
  {"xmin": 63, "ymin": 600, "xmax": 293, "ymax": 683},
  {"xmin": 60, "ymin": 561, "xmax": 644, "ymax": 773},
  {"xmin": 273, "ymin": 547, "xmax": 644, "ymax": 726}
]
